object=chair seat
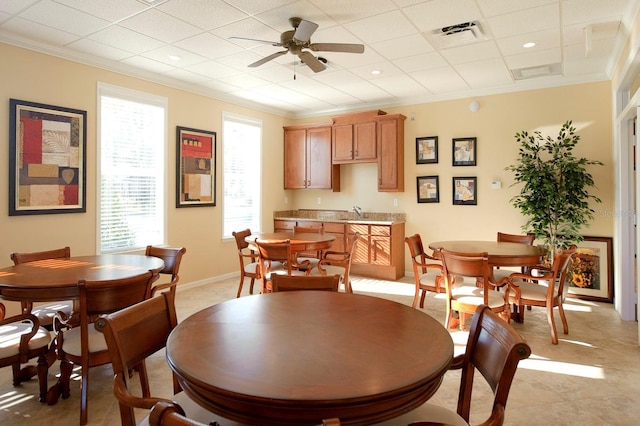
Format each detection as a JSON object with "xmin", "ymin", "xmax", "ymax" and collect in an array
[
  {"xmin": 60, "ymin": 325, "xmax": 108, "ymax": 357},
  {"xmin": 138, "ymin": 390, "xmax": 247, "ymax": 426},
  {"xmin": 0, "ymin": 322, "xmax": 51, "ymax": 358},
  {"xmin": 31, "ymin": 301, "xmax": 74, "ymax": 327},
  {"xmin": 451, "ymin": 285, "xmax": 507, "ymax": 309},
  {"xmin": 373, "ymin": 401, "xmax": 468, "ymax": 426},
  {"xmin": 243, "ymin": 262, "xmax": 260, "ymax": 274},
  {"xmin": 513, "ymin": 280, "xmax": 554, "ymax": 302}
]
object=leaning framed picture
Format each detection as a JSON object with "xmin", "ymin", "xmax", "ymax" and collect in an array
[
  {"xmin": 452, "ymin": 176, "xmax": 477, "ymax": 205},
  {"xmin": 452, "ymin": 137, "xmax": 476, "ymax": 166},
  {"xmin": 566, "ymin": 236, "xmax": 613, "ymax": 303},
  {"xmin": 176, "ymin": 126, "xmax": 216, "ymax": 208},
  {"xmin": 416, "ymin": 136, "xmax": 438, "ymax": 164},
  {"xmin": 9, "ymin": 99, "xmax": 87, "ymax": 216},
  {"xmin": 417, "ymin": 175, "xmax": 439, "ymax": 203}
]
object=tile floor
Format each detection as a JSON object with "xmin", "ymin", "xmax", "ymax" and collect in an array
[{"xmin": 1, "ymin": 275, "xmax": 639, "ymax": 425}]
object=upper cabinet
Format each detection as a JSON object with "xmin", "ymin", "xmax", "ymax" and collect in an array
[
  {"xmin": 283, "ymin": 124, "xmax": 338, "ymax": 190},
  {"xmin": 331, "ymin": 110, "xmax": 381, "ymax": 164},
  {"xmin": 376, "ymin": 114, "xmax": 406, "ymax": 192}
]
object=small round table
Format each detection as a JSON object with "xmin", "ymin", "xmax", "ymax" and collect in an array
[
  {"xmin": 428, "ymin": 240, "xmax": 545, "ymax": 267},
  {"xmin": 166, "ymin": 291, "xmax": 453, "ymax": 426},
  {"xmin": 246, "ymin": 231, "xmax": 336, "ymax": 252}
]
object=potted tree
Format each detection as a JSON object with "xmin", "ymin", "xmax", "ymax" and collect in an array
[{"xmin": 506, "ymin": 120, "xmax": 603, "ymax": 259}]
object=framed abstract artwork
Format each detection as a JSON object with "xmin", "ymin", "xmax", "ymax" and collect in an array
[
  {"xmin": 452, "ymin": 176, "xmax": 477, "ymax": 205},
  {"xmin": 416, "ymin": 136, "xmax": 438, "ymax": 164},
  {"xmin": 9, "ymin": 99, "xmax": 87, "ymax": 216},
  {"xmin": 176, "ymin": 126, "xmax": 216, "ymax": 207},
  {"xmin": 417, "ymin": 175, "xmax": 439, "ymax": 203},
  {"xmin": 566, "ymin": 236, "xmax": 613, "ymax": 303},
  {"xmin": 452, "ymin": 137, "xmax": 476, "ymax": 166}
]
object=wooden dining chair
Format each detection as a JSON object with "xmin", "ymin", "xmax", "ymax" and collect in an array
[
  {"xmin": 393, "ymin": 305, "xmax": 531, "ymax": 426},
  {"xmin": 314, "ymin": 232, "xmax": 360, "ymax": 293},
  {"xmin": 405, "ymin": 234, "xmax": 446, "ymax": 308},
  {"xmin": 438, "ymin": 248, "xmax": 511, "ymax": 329},
  {"xmin": 507, "ymin": 244, "xmax": 577, "ymax": 344},
  {"xmin": 96, "ymin": 291, "xmax": 234, "ymax": 426},
  {"xmin": 492, "ymin": 232, "xmax": 536, "ymax": 284},
  {"xmin": 231, "ymin": 229, "xmax": 266, "ymax": 297},
  {"xmin": 293, "ymin": 224, "xmax": 324, "ymax": 270},
  {"xmin": 145, "ymin": 245, "xmax": 187, "ymax": 296},
  {"xmin": 0, "ymin": 302, "xmax": 51, "ymax": 403},
  {"xmin": 48, "ymin": 270, "xmax": 158, "ymax": 425},
  {"xmin": 271, "ymin": 274, "xmax": 341, "ymax": 292},
  {"xmin": 10, "ymin": 246, "xmax": 73, "ymax": 330},
  {"xmin": 254, "ymin": 238, "xmax": 310, "ymax": 293}
]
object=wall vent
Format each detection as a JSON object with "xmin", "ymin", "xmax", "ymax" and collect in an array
[
  {"xmin": 426, "ymin": 21, "xmax": 488, "ymax": 49},
  {"xmin": 510, "ymin": 63, "xmax": 563, "ymax": 80}
]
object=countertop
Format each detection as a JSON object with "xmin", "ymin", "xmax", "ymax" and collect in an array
[{"xmin": 274, "ymin": 209, "xmax": 405, "ymax": 225}]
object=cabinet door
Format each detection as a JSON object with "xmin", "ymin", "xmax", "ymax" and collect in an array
[
  {"xmin": 307, "ymin": 126, "xmax": 333, "ymax": 189},
  {"xmin": 348, "ymin": 224, "xmax": 370, "ymax": 264},
  {"xmin": 284, "ymin": 128, "xmax": 307, "ymax": 189},
  {"xmin": 377, "ymin": 115, "xmax": 405, "ymax": 191},
  {"xmin": 332, "ymin": 124, "xmax": 354, "ymax": 162},
  {"xmin": 354, "ymin": 121, "xmax": 377, "ymax": 161}
]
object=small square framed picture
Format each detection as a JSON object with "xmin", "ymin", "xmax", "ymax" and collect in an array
[
  {"xmin": 452, "ymin": 137, "xmax": 476, "ymax": 166},
  {"xmin": 417, "ymin": 175, "xmax": 439, "ymax": 203},
  {"xmin": 416, "ymin": 136, "xmax": 438, "ymax": 164},
  {"xmin": 453, "ymin": 177, "xmax": 477, "ymax": 205}
]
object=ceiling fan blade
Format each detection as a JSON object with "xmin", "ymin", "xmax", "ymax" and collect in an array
[
  {"xmin": 298, "ymin": 51, "xmax": 326, "ymax": 73},
  {"xmin": 293, "ymin": 19, "xmax": 319, "ymax": 43},
  {"xmin": 309, "ymin": 43, "xmax": 365, "ymax": 54},
  {"xmin": 248, "ymin": 51, "xmax": 288, "ymax": 68},
  {"xmin": 229, "ymin": 36, "xmax": 282, "ymax": 47}
]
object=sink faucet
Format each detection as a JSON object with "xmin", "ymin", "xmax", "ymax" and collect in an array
[{"xmin": 353, "ymin": 205, "xmax": 362, "ymax": 219}]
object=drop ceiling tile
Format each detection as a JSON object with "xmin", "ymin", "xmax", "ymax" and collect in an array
[
  {"xmin": 141, "ymin": 45, "xmax": 208, "ymax": 67},
  {"xmin": 309, "ymin": 0, "xmax": 397, "ymax": 24},
  {"xmin": 504, "ymin": 48, "xmax": 561, "ymax": 70},
  {"xmin": 349, "ymin": 61, "xmax": 403, "ymax": 80},
  {"xmin": 217, "ymin": 72, "xmax": 271, "ymax": 89},
  {"xmin": 393, "ymin": 52, "xmax": 449, "ymax": 73},
  {"xmin": 0, "ymin": 0, "xmax": 40, "ymax": 15},
  {"xmin": 157, "ymin": 0, "xmax": 247, "ymax": 31},
  {"xmin": 188, "ymin": 60, "xmax": 245, "ymax": 79},
  {"xmin": 476, "ymin": 0, "xmax": 556, "ymax": 17},
  {"xmin": 67, "ymin": 38, "xmax": 132, "ymax": 61},
  {"xmin": 18, "ymin": 0, "xmax": 110, "ymax": 36},
  {"xmin": 88, "ymin": 25, "xmax": 164, "ymax": 54},
  {"xmin": 118, "ymin": 8, "xmax": 201, "ymax": 43},
  {"xmin": 254, "ymin": 0, "xmax": 336, "ymax": 30},
  {"xmin": 174, "ymin": 33, "xmax": 242, "ymax": 60},
  {"xmin": 162, "ymin": 68, "xmax": 212, "ymax": 84},
  {"xmin": 455, "ymin": 58, "xmax": 513, "ymax": 89},
  {"xmin": 562, "ymin": 0, "xmax": 630, "ymax": 25},
  {"xmin": 0, "ymin": 17, "xmax": 78, "ymax": 45},
  {"xmin": 410, "ymin": 66, "xmax": 470, "ymax": 93},
  {"xmin": 486, "ymin": 3, "xmax": 559, "ymax": 39},
  {"xmin": 120, "ymin": 55, "xmax": 175, "ymax": 73},
  {"xmin": 345, "ymin": 10, "xmax": 416, "ymax": 44},
  {"xmin": 370, "ymin": 74, "xmax": 432, "ymax": 98},
  {"xmin": 495, "ymin": 29, "xmax": 560, "ymax": 56},
  {"xmin": 370, "ymin": 34, "xmax": 435, "ymax": 60},
  {"xmin": 440, "ymin": 41, "xmax": 501, "ymax": 65},
  {"xmin": 404, "ymin": 0, "xmax": 482, "ymax": 33},
  {"xmin": 54, "ymin": 0, "xmax": 147, "ymax": 22}
]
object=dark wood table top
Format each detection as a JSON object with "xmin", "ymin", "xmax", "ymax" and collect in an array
[
  {"xmin": 0, "ymin": 254, "xmax": 165, "ymax": 302},
  {"xmin": 246, "ymin": 231, "xmax": 336, "ymax": 252},
  {"xmin": 428, "ymin": 240, "xmax": 545, "ymax": 267},
  {"xmin": 166, "ymin": 291, "xmax": 453, "ymax": 426}
]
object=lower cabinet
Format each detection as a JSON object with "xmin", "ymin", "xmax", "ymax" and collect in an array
[{"xmin": 274, "ymin": 219, "xmax": 404, "ymax": 280}]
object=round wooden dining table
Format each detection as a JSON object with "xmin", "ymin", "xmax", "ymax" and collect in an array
[
  {"xmin": 428, "ymin": 240, "xmax": 545, "ymax": 267},
  {"xmin": 0, "ymin": 254, "xmax": 165, "ymax": 302},
  {"xmin": 166, "ymin": 291, "xmax": 453, "ymax": 426},
  {"xmin": 246, "ymin": 231, "xmax": 336, "ymax": 252}
]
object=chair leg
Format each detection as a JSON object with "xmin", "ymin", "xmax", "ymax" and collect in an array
[
  {"xmin": 37, "ymin": 352, "xmax": 48, "ymax": 402},
  {"xmin": 412, "ymin": 286, "xmax": 420, "ymax": 308},
  {"xmin": 236, "ymin": 273, "xmax": 245, "ymax": 298},
  {"xmin": 80, "ymin": 364, "xmax": 89, "ymax": 425},
  {"xmin": 137, "ymin": 360, "xmax": 150, "ymax": 398},
  {"xmin": 547, "ymin": 305, "xmax": 559, "ymax": 345},
  {"xmin": 249, "ymin": 277, "xmax": 256, "ymax": 294},
  {"xmin": 558, "ymin": 303, "xmax": 569, "ymax": 335},
  {"xmin": 419, "ymin": 289, "xmax": 427, "ymax": 308}
]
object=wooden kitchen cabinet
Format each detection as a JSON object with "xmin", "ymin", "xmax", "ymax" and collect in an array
[
  {"xmin": 376, "ymin": 114, "xmax": 406, "ymax": 192},
  {"xmin": 332, "ymin": 121, "xmax": 377, "ymax": 163},
  {"xmin": 283, "ymin": 124, "xmax": 338, "ymax": 190}
]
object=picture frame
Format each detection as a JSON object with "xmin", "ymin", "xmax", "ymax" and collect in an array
[
  {"xmin": 452, "ymin": 176, "xmax": 477, "ymax": 205},
  {"xmin": 176, "ymin": 126, "xmax": 216, "ymax": 208},
  {"xmin": 9, "ymin": 98, "xmax": 87, "ymax": 216},
  {"xmin": 452, "ymin": 137, "xmax": 477, "ymax": 166},
  {"xmin": 416, "ymin": 136, "xmax": 438, "ymax": 164},
  {"xmin": 566, "ymin": 236, "xmax": 613, "ymax": 303},
  {"xmin": 417, "ymin": 175, "xmax": 439, "ymax": 203}
]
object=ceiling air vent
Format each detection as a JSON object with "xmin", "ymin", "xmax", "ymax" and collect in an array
[
  {"xmin": 426, "ymin": 21, "xmax": 488, "ymax": 49},
  {"xmin": 510, "ymin": 63, "xmax": 563, "ymax": 80}
]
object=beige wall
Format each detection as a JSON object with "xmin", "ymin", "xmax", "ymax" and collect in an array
[
  {"xmin": 290, "ymin": 83, "xmax": 614, "ymax": 245},
  {"xmin": 0, "ymin": 42, "xmax": 614, "ymax": 315}
]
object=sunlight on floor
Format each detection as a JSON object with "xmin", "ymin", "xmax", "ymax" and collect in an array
[
  {"xmin": 520, "ymin": 355, "xmax": 605, "ymax": 379},
  {"xmin": 0, "ymin": 391, "xmax": 35, "ymax": 410}
]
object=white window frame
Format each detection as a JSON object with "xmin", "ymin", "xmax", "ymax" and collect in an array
[
  {"xmin": 97, "ymin": 82, "xmax": 168, "ymax": 253},
  {"xmin": 222, "ymin": 112, "xmax": 262, "ymax": 239}
]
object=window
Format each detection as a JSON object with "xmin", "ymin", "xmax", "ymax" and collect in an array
[
  {"xmin": 98, "ymin": 83, "xmax": 167, "ymax": 253},
  {"xmin": 223, "ymin": 113, "xmax": 262, "ymax": 238}
]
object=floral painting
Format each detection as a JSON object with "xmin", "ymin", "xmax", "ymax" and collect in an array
[{"xmin": 566, "ymin": 236, "xmax": 613, "ymax": 302}]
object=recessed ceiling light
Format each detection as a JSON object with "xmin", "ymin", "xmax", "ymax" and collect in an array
[
  {"xmin": 523, "ymin": 42, "xmax": 536, "ymax": 48},
  {"xmin": 371, "ymin": 69, "xmax": 382, "ymax": 75},
  {"xmin": 168, "ymin": 55, "xmax": 181, "ymax": 61}
]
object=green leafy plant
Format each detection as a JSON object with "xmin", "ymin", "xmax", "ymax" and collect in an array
[{"xmin": 506, "ymin": 120, "xmax": 603, "ymax": 256}]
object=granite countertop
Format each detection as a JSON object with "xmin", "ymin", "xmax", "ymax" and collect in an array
[{"xmin": 274, "ymin": 209, "xmax": 405, "ymax": 225}]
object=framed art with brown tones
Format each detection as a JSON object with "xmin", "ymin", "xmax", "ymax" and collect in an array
[
  {"xmin": 452, "ymin": 137, "xmax": 476, "ymax": 166},
  {"xmin": 416, "ymin": 136, "xmax": 438, "ymax": 164},
  {"xmin": 9, "ymin": 99, "xmax": 87, "ymax": 216},
  {"xmin": 176, "ymin": 126, "xmax": 216, "ymax": 207},
  {"xmin": 417, "ymin": 175, "xmax": 439, "ymax": 203},
  {"xmin": 452, "ymin": 176, "xmax": 477, "ymax": 205},
  {"xmin": 566, "ymin": 236, "xmax": 613, "ymax": 303}
]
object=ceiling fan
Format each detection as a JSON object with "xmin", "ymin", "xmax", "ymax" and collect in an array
[{"xmin": 230, "ymin": 17, "xmax": 365, "ymax": 73}]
